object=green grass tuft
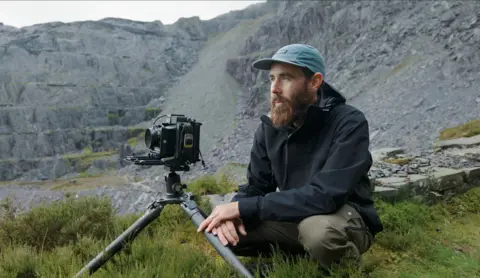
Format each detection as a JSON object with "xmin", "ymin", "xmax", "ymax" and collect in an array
[
  {"xmin": 439, "ymin": 119, "xmax": 480, "ymax": 140},
  {"xmin": 1, "ymin": 178, "xmax": 479, "ymax": 277}
]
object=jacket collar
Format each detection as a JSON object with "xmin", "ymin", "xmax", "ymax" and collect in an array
[{"xmin": 260, "ymin": 81, "xmax": 346, "ymax": 131}]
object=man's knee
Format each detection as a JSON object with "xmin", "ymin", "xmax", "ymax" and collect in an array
[{"xmin": 297, "ymin": 204, "xmax": 373, "ymax": 266}]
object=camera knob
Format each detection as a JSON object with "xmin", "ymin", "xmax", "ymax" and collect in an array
[{"xmin": 173, "ymin": 183, "xmax": 184, "ymax": 192}]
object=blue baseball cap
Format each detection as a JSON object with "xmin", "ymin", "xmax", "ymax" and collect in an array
[{"xmin": 252, "ymin": 44, "xmax": 326, "ymax": 77}]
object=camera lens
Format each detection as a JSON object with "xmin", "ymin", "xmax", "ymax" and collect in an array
[{"xmin": 145, "ymin": 128, "xmax": 159, "ymax": 149}]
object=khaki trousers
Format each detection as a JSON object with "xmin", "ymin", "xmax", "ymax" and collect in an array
[{"xmin": 230, "ymin": 204, "xmax": 373, "ymax": 268}]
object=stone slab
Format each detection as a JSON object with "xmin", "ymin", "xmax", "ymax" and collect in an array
[
  {"xmin": 375, "ymin": 177, "xmax": 409, "ymax": 189},
  {"xmin": 443, "ymin": 147, "xmax": 480, "ymax": 157},
  {"xmin": 435, "ymin": 134, "xmax": 480, "ymax": 149},
  {"xmin": 373, "ymin": 186, "xmax": 398, "ymax": 198},
  {"xmin": 463, "ymin": 167, "xmax": 480, "ymax": 182},
  {"xmin": 371, "ymin": 148, "xmax": 405, "ymax": 161},
  {"xmin": 407, "ymin": 174, "xmax": 430, "ymax": 188},
  {"xmin": 430, "ymin": 167, "xmax": 466, "ymax": 191}
]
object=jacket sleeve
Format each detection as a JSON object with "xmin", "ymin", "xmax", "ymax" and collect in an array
[
  {"xmin": 231, "ymin": 123, "xmax": 277, "ymax": 203},
  {"xmin": 237, "ymin": 110, "xmax": 372, "ymax": 221}
]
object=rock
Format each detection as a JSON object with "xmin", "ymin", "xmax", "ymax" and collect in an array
[
  {"xmin": 407, "ymin": 174, "xmax": 430, "ymax": 188},
  {"xmin": 463, "ymin": 167, "xmax": 480, "ymax": 182},
  {"xmin": 443, "ymin": 146, "xmax": 480, "ymax": 158},
  {"xmin": 426, "ymin": 191, "xmax": 444, "ymax": 203},
  {"xmin": 376, "ymin": 177, "xmax": 409, "ymax": 189},
  {"xmin": 434, "ymin": 134, "xmax": 480, "ymax": 149},
  {"xmin": 371, "ymin": 148, "xmax": 405, "ymax": 162},
  {"xmin": 430, "ymin": 167, "xmax": 466, "ymax": 191},
  {"xmin": 373, "ymin": 186, "xmax": 399, "ymax": 198}
]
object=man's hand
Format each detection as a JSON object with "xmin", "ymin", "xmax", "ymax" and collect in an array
[
  {"xmin": 197, "ymin": 202, "xmax": 240, "ymax": 233},
  {"xmin": 212, "ymin": 218, "xmax": 247, "ymax": 246}
]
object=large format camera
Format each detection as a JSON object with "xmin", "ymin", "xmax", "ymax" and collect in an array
[{"xmin": 125, "ymin": 114, "xmax": 204, "ymax": 171}]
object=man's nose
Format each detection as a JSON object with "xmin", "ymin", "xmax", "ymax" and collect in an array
[{"xmin": 271, "ymin": 80, "xmax": 281, "ymax": 95}]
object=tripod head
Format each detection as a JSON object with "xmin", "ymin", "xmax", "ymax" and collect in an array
[{"xmin": 163, "ymin": 169, "xmax": 188, "ymax": 198}]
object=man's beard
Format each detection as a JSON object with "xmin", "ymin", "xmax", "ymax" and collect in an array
[{"xmin": 270, "ymin": 87, "xmax": 316, "ymax": 127}]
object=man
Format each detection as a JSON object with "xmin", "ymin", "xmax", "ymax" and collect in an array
[{"xmin": 197, "ymin": 44, "xmax": 383, "ymax": 269}]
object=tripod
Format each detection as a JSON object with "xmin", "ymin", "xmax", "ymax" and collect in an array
[{"xmin": 73, "ymin": 170, "xmax": 254, "ymax": 278}]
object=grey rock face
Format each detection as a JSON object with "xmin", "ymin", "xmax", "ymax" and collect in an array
[
  {"xmin": 0, "ymin": 16, "xmax": 240, "ymax": 180},
  {"xmin": 0, "ymin": 4, "xmax": 273, "ymax": 181}
]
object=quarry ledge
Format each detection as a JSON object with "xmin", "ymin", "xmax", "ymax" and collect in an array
[
  {"xmin": 206, "ymin": 166, "xmax": 480, "ymax": 209},
  {"xmin": 371, "ymin": 166, "xmax": 480, "ymax": 204}
]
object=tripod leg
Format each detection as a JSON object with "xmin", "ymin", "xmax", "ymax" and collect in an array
[
  {"xmin": 73, "ymin": 204, "xmax": 164, "ymax": 278},
  {"xmin": 180, "ymin": 200, "xmax": 254, "ymax": 278}
]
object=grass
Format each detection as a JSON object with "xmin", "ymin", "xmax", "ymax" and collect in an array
[
  {"xmin": 382, "ymin": 157, "xmax": 412, "ymax": 165},
  {"xmin": 439, "ymin": 119, "xmax": 480, "ymax": 140},
  {"xmin": 61, "ymin": 147, "xmax": 117, "ymax": 173},
  {"xmin": 0, "ymin": 173, "xmax": 479, "ymax": 278}
]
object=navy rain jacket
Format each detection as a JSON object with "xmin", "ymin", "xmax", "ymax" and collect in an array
[{"xmin": 232, "ymin": 82, "xmax": 384, "ymax": 237}]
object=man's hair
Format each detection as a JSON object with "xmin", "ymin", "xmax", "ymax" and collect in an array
[
  {"xmin": 301, "ymin": 66, "xmax": 324, "ymax": 92},
  {"xmin": 301, "ymin": 67, "xmax": 315, "ymax": 80}
]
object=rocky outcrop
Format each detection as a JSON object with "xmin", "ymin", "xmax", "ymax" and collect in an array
[
  {"xmin": 0, "ymin": 8, "xmax": 269, "ymax": 180},
  {"xmin": 0, "ymin": 18, "xmax": 202, "ymax": 180}
]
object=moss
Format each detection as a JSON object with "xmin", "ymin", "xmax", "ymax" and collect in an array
[
  {"xmin": 382, "ymin": 157, "xmax": 412, "ymax": 165},
  {"xmin": 439, "ymin": 119, "xmax": 480, "ymax": 140},
  {"xmin": 144, "ymin": 107, "xmax": 162, "ymax": 120},
  {"xmin": 127, "ymin": 137, "xmax": 137, "ymax": 147},
  {"xmin": 62, "ymin": 150, "xmax": 117, "ymax": 172},
  {"xmin": 107, "ymin": 112, "xmax": 119, "ymax": 120},
  {"xmin": 128, "ymin": 127, "xmax": 145, "ymax": 138}
]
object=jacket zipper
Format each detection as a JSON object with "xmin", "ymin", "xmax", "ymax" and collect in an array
[
  {"xmin": 282, "ymin": 135, "xmax": 290, "ymax": 188},
  {"xmin": 282, "ymin": 127, "xmax": 300, "ymax": 188},
  {"xmin": 259, "ymin": 115, "xmax": 303, "ymax": 189}
]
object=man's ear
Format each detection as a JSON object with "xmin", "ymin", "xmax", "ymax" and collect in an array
[{"xmin": 311, "ymin": 73, "xmax": 323, "ymax": 91}]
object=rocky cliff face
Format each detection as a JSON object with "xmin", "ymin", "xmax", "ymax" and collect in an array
[
  {"xmin": 0, "ymin": 4, "xmax": 269, "ymax": 181},
  {"xmin": 0, "ymin": 18, "xmax": 200, "ymax": 180},
  {"xmin": 1, "ymin": 0, "xmax": 479, "ymax": 182}
]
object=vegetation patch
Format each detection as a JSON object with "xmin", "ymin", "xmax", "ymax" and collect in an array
[
  {"xmin": 62, "ymin": 147, "xmax": 117, "ymax": 172},
  {"xmin": 185, "ymin": 172, "xmax": 239, "ymax": 197},
  {"xmin": 382, "ymin": 157, "xmax": 412, "ymax": 165},
  {"xmin": 0, "ymin": 172, "xmax": 479, "ymax": 277},
  {"xmin": 127, "ymin": 127, "xmax": 145, "ymax": 148},
  {"xmin": 439, "ymin": 119, "xmax": 480, "ymax": 140},
  {"xmin": 144, "ymin": 107, "xmax": 162, "ymax": 120}
]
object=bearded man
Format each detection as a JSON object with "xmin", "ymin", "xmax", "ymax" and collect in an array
[{"xmin": 198, "ymin": 44, "xmax": 383, "ymax": 270}]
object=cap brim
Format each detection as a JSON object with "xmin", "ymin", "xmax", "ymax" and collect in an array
[{"xmin": 252, "ymin": 58, "xmax": 304, "ymax": 70}]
